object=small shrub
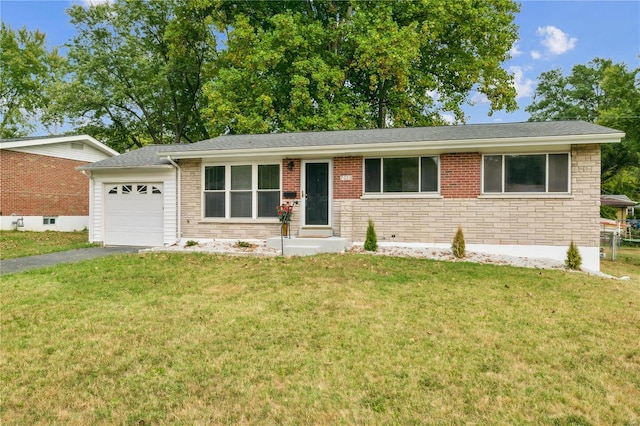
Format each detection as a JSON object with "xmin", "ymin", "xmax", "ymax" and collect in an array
[
  {"xmin": 185, "ymin": 240, "xmax": 198, "ymax": 247},
  {"xmin": 234, "ymin": 240, "xmax": 255, "ymax": 249},
  {"xmin": 451, "ymin": 226, "xmax": 465, "ymax": 259},
  {"xmin": 364, "ymin": 219, "xmax": 378, "ymax": 252},
  {"xmin": 565, "ymin": 240, "xmax": 582, "ymax": 270}
]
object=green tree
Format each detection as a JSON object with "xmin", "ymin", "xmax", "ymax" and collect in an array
[
  {"xmin": 57, "ymin": 0, "xmax": 216, "ymax": 151},
  {"xmin": 526, "ymin": 59, "xmax": 640, "ymax": 200},
  {"xmin": 203, "ymin": 0, "xmax": 520, "ymax": 135},
  {"xmin": 0, "ymin": 23, "xmax": 63, "ymax": 138}
]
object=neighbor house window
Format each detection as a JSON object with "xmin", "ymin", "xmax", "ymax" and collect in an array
[
  {"xmin": 43, "ymin": 217, "xmax": 56, "ymax": 225},
  {"xmin": 483, "ymin": 153, "xmax": 569, "ymax": 193},
  {"xmin": 364, "ymin": 156, "xmax": 439, "ymax": 193},
  {"xmin": 204, "ymin": 164, "xmax": 280, "ymax": 219}
]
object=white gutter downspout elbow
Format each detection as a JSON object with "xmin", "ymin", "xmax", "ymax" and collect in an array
[{"xmin": 167, "ymin": 156, "xmax": 182, "ymax": 244}]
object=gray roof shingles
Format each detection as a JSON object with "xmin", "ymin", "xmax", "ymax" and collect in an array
[
  {"xmin": 80, "ymin": 144, "xmax": 176, "ymax": 170},
  {"xmin": 159, "ymin": 120, "xmax": 622, "ymax": 153},
  {"xmin": 82, "ymin": 121, "xmax": 623, "ymax": 169}
]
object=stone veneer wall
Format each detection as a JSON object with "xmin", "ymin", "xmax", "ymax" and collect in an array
[
  {"xmin": 337, "ymin": 144, "xmax": 600, "ymax": 249},
  {"xmin": 180, "ymin": 158, "xmax": 298, "ymax": 240}
]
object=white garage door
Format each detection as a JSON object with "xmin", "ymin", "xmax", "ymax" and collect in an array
[{"xmin": 104, "ymin": 183, "xmax": 164, "ymax": 246}]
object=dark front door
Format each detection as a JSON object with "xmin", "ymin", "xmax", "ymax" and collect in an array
[{"xmin": 305, "ymin": 162, "xmax": 329, "ymax": 226}]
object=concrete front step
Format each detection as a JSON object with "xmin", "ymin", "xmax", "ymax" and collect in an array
[
  {"xmin": 298, "ymin": 227, "xmax": 334, "ymax": 238},
  {"xmin": 266, "ymin": 236, "xmax": 351, "ymax": 256}
]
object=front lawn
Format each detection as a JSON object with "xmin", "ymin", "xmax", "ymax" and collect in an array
[
  {"xmin": 2, "ymin": 253, "xmax": 639, "ymax": 424},
  {"xmin": 0, "ymin": 230, "xmax": 97, "ymax": 259},
  {"xmin": 601, "ymin": 246, "xmax": 640, "ymax": 281}
]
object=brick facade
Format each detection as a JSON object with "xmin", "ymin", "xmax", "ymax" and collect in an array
[
  {"xmin": 282, "ymin": 158, "xmax": 301, "ymax": 198},
  {"xmin": 440, "ymin": 153, "xmax": 481, "ymax": 198},
  {"xmin": 333, "ymin": 157, "xmax": 363, "ymax": 199},
  {"xmin": 0, "ymin": 150, "xmax": 89, "ymax": 216}
]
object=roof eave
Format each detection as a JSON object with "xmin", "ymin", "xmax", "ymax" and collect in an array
[
  {"xmin": 2, "ymin": 134, "xmax": 119, "ymax": 157},
  {"xmin": 76, "ymin": 164, "xmax": 174, "ymax": 171},
  {"xmin": 158, "ymin": 133, "xmax": 624, "ymax": 160}
]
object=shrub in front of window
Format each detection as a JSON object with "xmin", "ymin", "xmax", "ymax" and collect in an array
[
  {"xmin": 565, "ymin": 240, "xmax": 582, "ymax": 270},
  {"xmin": 364, "ymin": 219, "xmax": 378, "ymax": 252},
  {"xmin": 452, "ymin": 226, "xmax": 466, "ymax": 259}
]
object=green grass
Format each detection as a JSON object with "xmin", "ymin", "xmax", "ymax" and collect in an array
[
  {"xmin": 601, "ymin": 246, "xmax": 640, "ymax": 281},
  {"xmin": 2, "ymin": 253, "xmax": 639, "ymax": 425},
  {"xmin": 0, "ymin": 230, "xmax": 97, "ymax": 259}
]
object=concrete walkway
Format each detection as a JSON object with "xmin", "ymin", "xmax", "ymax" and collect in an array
[{"xmin": 0, "ymin": 246, "xmax": 142, "ymax": 276}]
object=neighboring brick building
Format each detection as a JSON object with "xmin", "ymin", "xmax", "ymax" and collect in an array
[
  {"xmin": 0, "ymin": 135, "xmax": 118, "ymax": 231},
  {"xmin": 82, "ymin": 121, "xmax": 623, "ymax": 271}
]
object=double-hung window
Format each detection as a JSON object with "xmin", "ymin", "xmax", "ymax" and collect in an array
[
  {"xmin": 204, "ymin": 164, "xmax": 280, "ymax": 219},
  {"xmin": 483, "ymin": 153, "xmax": 569, "ymax": 193},
  {"xmin": 364, "ymin": 156, "xmax": 439, "ymax": 193}
]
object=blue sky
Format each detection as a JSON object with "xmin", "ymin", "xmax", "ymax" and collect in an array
[{"xmin": 1, "ymin": 0, "xmax": 639, "ymax": 127}]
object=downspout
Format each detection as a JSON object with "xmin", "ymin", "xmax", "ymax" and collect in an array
[
  {"xmin": 167, "ymin": 156, "xmax": 181, "ymax": 244},
  {"xmin": 81, "ymin": 170, "xmax": 94, "ymax": 243}
]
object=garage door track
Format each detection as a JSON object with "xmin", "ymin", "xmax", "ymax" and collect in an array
[{"xmin": 1, "ymin": 246, "xmax": 142, "ymax": 276}]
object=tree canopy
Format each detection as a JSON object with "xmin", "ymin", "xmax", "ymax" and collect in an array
[
  {"xmin": 526, "ymin": 58, "xmax": 640, "ymax": 200},
  {"xmin": 0, "ymin": 23, "xmax": 63, "ymax": 138},
  {"xmin": 55, "ymin": 0, "xmax": 216, "ymax": 151},
  {"xmin": 3, "ymin": 0, "xmax": 521, "ymax": 150},
  {"xmin": 204, "ymin": 0, "xmax": 520, "ymax": 135}
]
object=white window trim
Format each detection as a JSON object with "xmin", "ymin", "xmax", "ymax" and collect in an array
[
  {"xmin": 362, "ymin": 155, "xmax": 441, "ymax": 195},
  {"xmin": 481, "ymin": 152, "xmax": 571, "ymax": 195},
  {"xmin": 202, "ymin": 162, "xmax": 281, "ymax": 220}
]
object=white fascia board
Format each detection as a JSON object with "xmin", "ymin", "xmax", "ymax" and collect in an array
[
  {"xmin": 158, "ymin": 132, "xmax": 624, "ymax": 161},
  {"xmin": 76, "ymin": 165, "xmax": 174, "ymax": 171},
  {"xmin": 1, "ymin": 134, "xmax": 119, "ymax": 157}
]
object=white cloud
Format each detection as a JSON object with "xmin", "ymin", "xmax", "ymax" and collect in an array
[
  {"xmin": 536, "ymin": 25, "xmax": 577, "ymax": 55},
  {"xmin": 470, "ymin": 92, "xmax": 489, "ymax": 105},
  {"xmin": 508, "ymin": 42, "xmax": 523, "ymax": 58},
  {"xmin": 425, "ymin": 90, "xmax": 440, "ymax": 102},
  {"xmin": 530, "ymin": 50, "xmax": 542, "ymax": 60},
  {"xmin": 509, "ymin": 66, "xmax": 535, "ymax": 99},
  {"xmin": 82, "ymin": 0, "xmax": 112, "ymax": 6},
  {"xmin": 440, "ymin": 112, "xmax": 456, "ymax": 125}
]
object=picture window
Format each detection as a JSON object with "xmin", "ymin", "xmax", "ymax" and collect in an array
[{"xmin": 364, "ymin": 156, "xmax": 439, "ymax": 193}]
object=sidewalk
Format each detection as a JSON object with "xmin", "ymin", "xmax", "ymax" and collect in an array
[{"xmin": 0, "ymin": 246, "xmax": 141, "ymax": 276}]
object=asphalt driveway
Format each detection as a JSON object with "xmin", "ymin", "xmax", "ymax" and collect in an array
[{"xmin": 0, "ymin": 246, "xmax": 142, "ymax": 276}]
